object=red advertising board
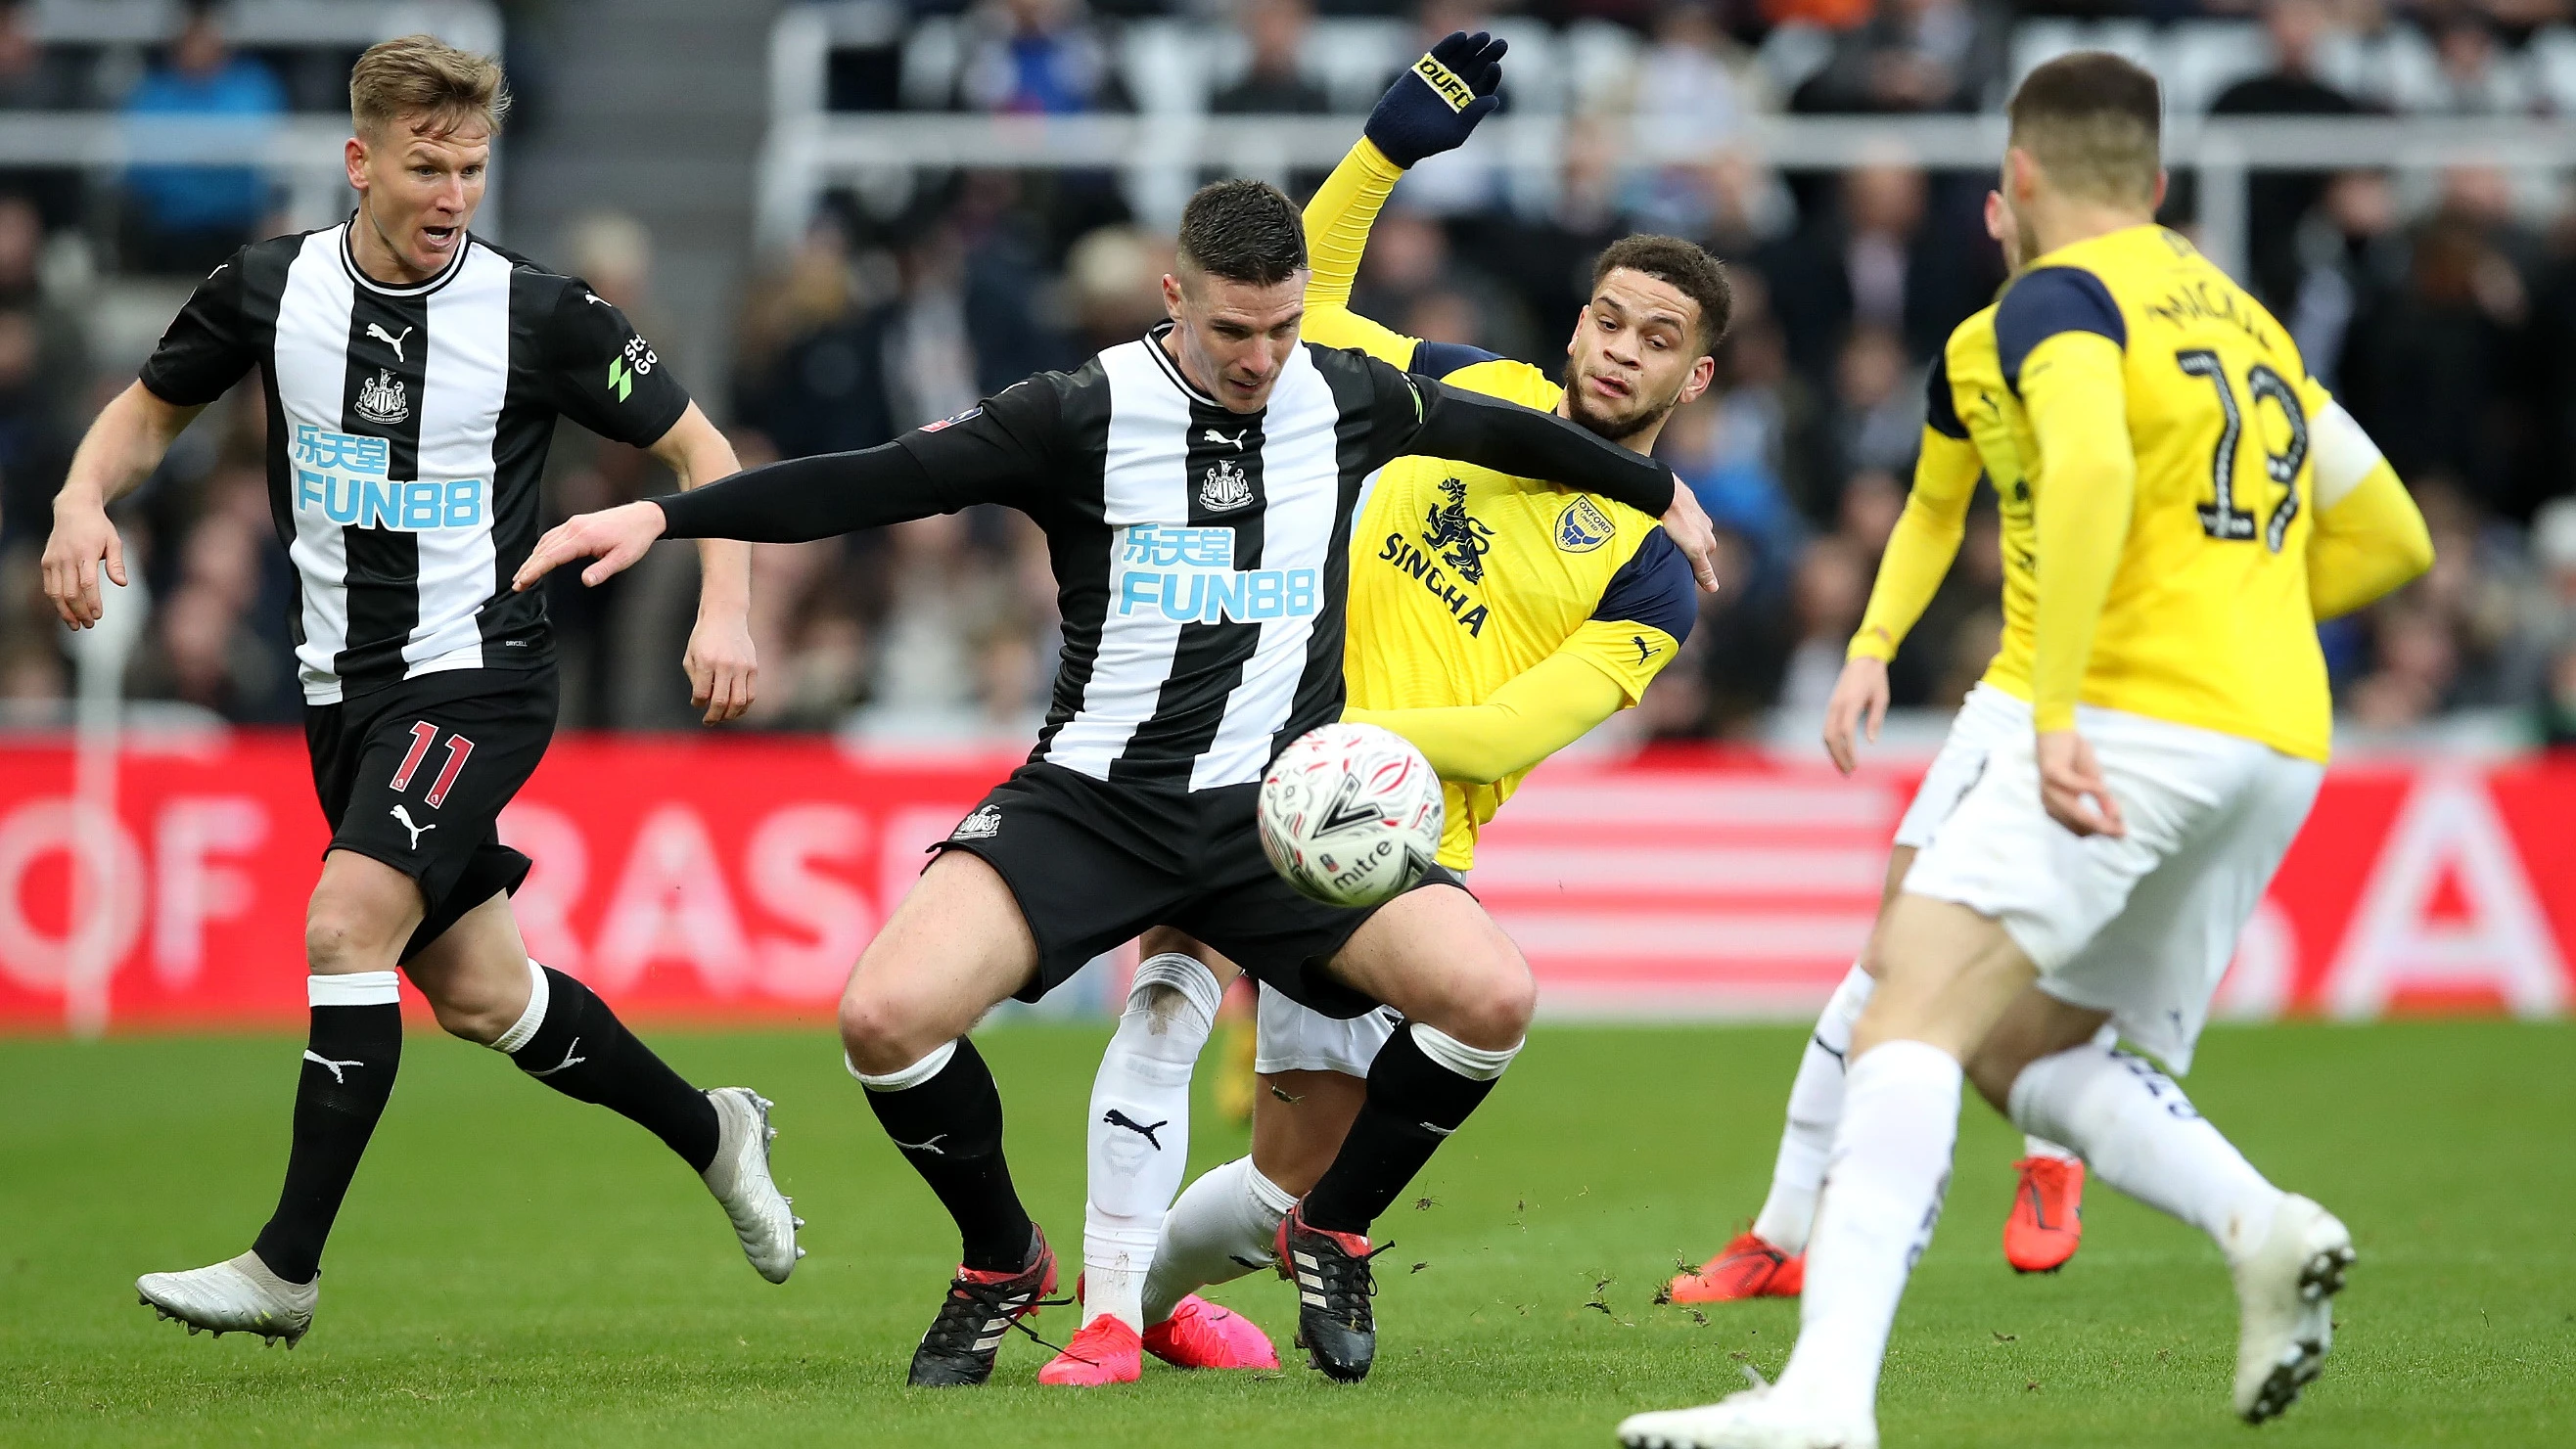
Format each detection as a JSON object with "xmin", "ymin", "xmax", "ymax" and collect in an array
[{"xmin": 0, "ymin": 732, "xmax": 2568, "ymax": 1032}]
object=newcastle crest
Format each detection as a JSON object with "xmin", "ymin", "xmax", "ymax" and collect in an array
[
  {"xmin": 950, "ymin": 805, "xmax": 1001, "ymax": 841},
  {"xmin": 1198, "ymin": 456, "xmax": 1254, "ymax": 513},
  {"xmin": 354, "ymin": 368, "xmax": 409, "ymax": 426}
]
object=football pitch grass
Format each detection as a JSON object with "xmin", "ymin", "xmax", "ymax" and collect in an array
[{"xmin": 3, "ymin": 1019, "xmax": 2568, "ymax": 1447}]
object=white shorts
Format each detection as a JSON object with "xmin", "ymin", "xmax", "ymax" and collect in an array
[
  {"xmin": 1902, "ymin": 705, "xmax": 2323, "ymax": 1074},
  {"xmin": 1892, "ymin": 683, "xmax": 2028, "ymax": 851},
  {"xmin": 1250, "ymin": 866, "xmax": 1472, "ymax": 1076},
  {"xmin": 1254, "ymin": 987, "xmax": 1402, "ymax": 1076}
]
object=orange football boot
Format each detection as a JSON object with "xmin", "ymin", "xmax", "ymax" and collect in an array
[
  {"xmin": 1038, "ymin": 1314, "xmax": 1144, "ymax": 1386},
  {"xmin": 1666, "ymin": 1230, "xmax": 1804, "ymax": 1303},
  {"xmin": 2003, "ymin": 1155, "xmax": 2086, "ymax": 1274}
]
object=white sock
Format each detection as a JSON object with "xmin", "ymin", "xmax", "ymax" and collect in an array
[
  {"xmin": 1141, "ymin": 1155, "xmax": 1294, "ymax": 1327},
  {"xmin": 2018, "ymin": 1021, "xmax": 2120, "ymax": 1162},
  {"xmin": 2008, "ymin": 1042, "xmax": 2286, "ymax": 1262},
  {"xmin": 1081, "ymin": 953, "xmax": 1222, "ymax": 1332},
  {"xmin": 1774, "ymin": 1039, "xmax": 1961, "ymax": 1412},
  {"xmin": 1752, "ymin": 963, "xmax": 1874, "ymax": 1254}
]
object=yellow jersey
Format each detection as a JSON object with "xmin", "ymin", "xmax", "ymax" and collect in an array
[
  {"xmin": 1335, "ymin": 348, "xmax": 1696, "ymax": 867},
  {"xmin": 1963, "ymin": 224, "xmax": 2330, "ymax": 762}
]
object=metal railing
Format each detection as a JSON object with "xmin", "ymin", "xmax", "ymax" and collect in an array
[{"xmin": 756, "ymin": 109, "xmax": 2576, "ymax": 285}]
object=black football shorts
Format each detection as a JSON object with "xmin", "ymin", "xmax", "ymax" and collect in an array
[
  {"xmin": 304, "ymin": 669, "xmax": 556, "ymax": 961},
  {"xmin": 931, "ymin": 761, "xmax": 1461, "ymax": 1018}
]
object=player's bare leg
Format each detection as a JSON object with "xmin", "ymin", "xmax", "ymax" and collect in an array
[
  {"xmin": 1270, "ymin": 884, "xmax": 1533, "ymax": 1381},
  {"xmin": 840, "ymin": 850, "xmax": 1060, "ymax": 1386},
  {"xmin": 1968, "ymin": 990, "xmax": 2352, "ymax": 1424}
]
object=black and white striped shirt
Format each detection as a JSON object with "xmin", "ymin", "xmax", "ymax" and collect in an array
[
  {"xmin": 656, "ymin": 322, "xmax": 1674, "ymax": 792},
  {"xmin": 140, "ymin": 222, "xmax": 692, "ymax": 703}
]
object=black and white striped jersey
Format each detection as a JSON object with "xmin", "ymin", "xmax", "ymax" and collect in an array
[
  {"xmin": 140, "ymin": 222, "xmax": 692, "ymax": 704},
  {"xmin": 656, "ymin": 321, "xmax": 1676, "ymax": 792}
]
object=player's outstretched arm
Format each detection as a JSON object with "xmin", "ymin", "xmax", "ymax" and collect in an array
[
  {"xmin": 1402, "ymin": 379, "xmax": 1721, "ymax": 591},
  {"xmin": 1351, "ymin": 652, "xmax": 1627, "ymax": 786},
  {"xmin": 1303, "ymin": 31, "xmax": 1505, "ymax": 363},
  {"xmin": 514, "ymin": 442, "xmax": 960, "ymax": 593},
  {"xmin": 647, "ymin": 402, "xmax": 758, "ymax": 724},
  {"xmin": 2303, "ymin": 397, "xmax": 2433, "ymax": 620},
  {"xmin": 43, "ymin": 382, "xmax": 204, "ymax": 628}
]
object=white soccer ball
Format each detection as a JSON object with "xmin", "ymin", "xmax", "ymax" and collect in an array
[{"xmin": 1258, "ymin": 722, "xmax": 1446, "ymax": 908}]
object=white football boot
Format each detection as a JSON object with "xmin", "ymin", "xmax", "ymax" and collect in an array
[
  {"xmin": 136, "ymin": 1251, "xmax": 317, "ymax": 1346},
  {"xmin": 702, "ymin": 1087, "xmax": 804, "ymax": 1283},
  {"xmin": 1618, "ymin": 1387, "xmax": 1878, "ymax": 1449},
  {"xmin": 2229, "ymin": 1194, "xmax": 2355, "ymax": 1424}
]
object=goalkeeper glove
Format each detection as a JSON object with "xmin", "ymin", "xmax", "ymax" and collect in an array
[{"xmin": 1363, "ymin": 30, "xmax": 1507, "ymax": 170}]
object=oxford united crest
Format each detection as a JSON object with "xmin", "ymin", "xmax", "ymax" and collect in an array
[
  {"xmin": 1198, "ymin": 456, "xmax": 1254, "ymax": 513},
  {"xmin": 354, "ymin": 368, "xmax": 409, "ymax": 426},
  {"xmin": 1555, "ymin": 495, "xmax": 1615, "ymax": 553}
]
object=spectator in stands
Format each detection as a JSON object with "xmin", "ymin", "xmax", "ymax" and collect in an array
[
  {"xmin": 2286, "ymin": 168, "xmax": 2403, "ymax": 393},
  {"xmin": 2411, "ymin": 13, "xmax": 2542, "ymax": 116},
  {"xmin": 1062, "ymin": 223, "xmax": 1173, "ymax": 354},
  {"xmin": 119, "ymin": 0, "xmax": 286, "ymax": 275},
  {"xmin": 1212, "ymin": 0, "xmax": 1329, "ymax": 114},
  {"xmin": 1211, "ymin": 0, "xmax": 1332, "ymax": 192},
  {"xmin": 2209, "ymin": 0, "xmax": 2366, "ymax": 309},
  {"xmin": 1824, "ymin": 323, "xmax": 1920, "ymax": 489},
  {"xmin": 1464, "ymin": 115, "xmax": 1632, "ymax": 331},
  {"xmin": 1658, "ymin": 392, "xmax": 1806, "ymax": 590},
  {"xmin": 1707, "ymin": 272, "xmax": 1833, "ymax": 520},
  {"xmin": 734, "ymin": 223, "xmax": 896, "ymax": 465},
  {"xmin": 1792, "ymin": 0, "xmax": 2006, "ymax": 114},
  {"xmin": 1634, "ymin": 2, "xmax": 1761, "ymax": 148},
  {"xmin": 1760, "ymin": 159, "xmax": 1987, "ymax": 386},
  {"xmin": 0, "ymin": 0, "xmax": 75, "ymax": 109},
  {"xmin": 0, "ymin": 301, "xmax": 66, "ymax": 559},
  {"xmin": 1688, "ymin": 526, "xmax": 1791, "ymax": 737},
  {"xmin": 1775, "ymin": 534, "xmax": 1868, "ymax": 717},
  {"xmin": 1623, "ymin": 4, "xmax": 1783, "ymax": 240},
  {"xmin": 2339, "ymin": 202, "xmax": 2535, "ymax": 518},
  {"xmin": 0, "ymin": 0, "xmax": 87, "ymax": 228},
  {"xmin": 959, "ymin": 0, "xmax": 1128, "ymax": 114}
]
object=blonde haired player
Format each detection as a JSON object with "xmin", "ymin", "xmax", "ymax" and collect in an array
[
  {"xmin": 1039, "ymin": 33, "xmax": 1723, "ymax": 1385},
  {"xmin": 59, "ymin": 36, "xmax": 796, "ymax": 1346},
  {"xmin": 1622, "ymin": 51, "xmax": 2431, "ymax": 1448}
]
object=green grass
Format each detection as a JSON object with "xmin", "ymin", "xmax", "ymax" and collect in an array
[{"xmin": 2, "ymin": 1020, "xmax": 2570, "ymax": 1447}]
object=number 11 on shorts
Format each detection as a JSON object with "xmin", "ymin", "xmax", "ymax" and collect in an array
[{"xmin": 390, "ymin": 720, "xmax": 476, "ymax": 809}]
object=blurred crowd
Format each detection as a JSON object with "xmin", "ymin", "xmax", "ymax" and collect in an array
[{"xmin": 7, "ymin": 0, "xmax": 2576, "ymax": 747}]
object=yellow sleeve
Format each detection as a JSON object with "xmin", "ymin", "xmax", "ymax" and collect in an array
[
  {"xmin": 1848, "ymin": 426, "xmax": 1981, "ymax": 662},
  {"xmin": 1346, "ymin": 647, "xmax": 1633, "ymax": 787},
  {"xmin": 2308, "ymin": 461, "xmax": 2433, "ymax": 620},
  {"xmin": 2023, "ymin": 332, "xmax": 2135, "ymax": 733},
  {"xmin": 1301, "ymin": 139, "xmax": 1420, "ymax": 367},
  {"xmin": 2298, "ymin": 386, "xmax": 2432, "ymax": 620}
]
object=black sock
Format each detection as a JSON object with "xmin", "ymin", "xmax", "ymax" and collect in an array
[
  {"xmin": 251, "ymin": 978, "xmax": 404, "ymax": 1285},
  {"xmin": 1301, "ymin": 1025, "xmax": 1500, "ymax": 1235},
  {"xmin": 861, "ymin": 1037, "xmax": 1033, "ymax": 1272},
  {"xmin": 506, "ymin": 967, "xmax": 719, "ymax": 1173}
]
